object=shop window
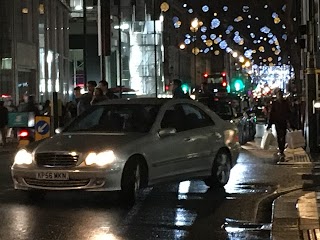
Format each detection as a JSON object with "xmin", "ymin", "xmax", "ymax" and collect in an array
[{"xmin": 1, "ymin": 58, "xmax": 12, "ymax": 70}]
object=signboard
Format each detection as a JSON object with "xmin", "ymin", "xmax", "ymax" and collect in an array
[
  {"xmin": 35, "ymin": 116, "xmax": 51, "ymax": 141},
  {"xmin": 8, "ymin": 112, "xmax": 35, "ymax": 128}
]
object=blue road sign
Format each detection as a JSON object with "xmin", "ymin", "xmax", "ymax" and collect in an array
[{"xmin": 35, "ymin": 120, "xmax": 50, "ymax": 135}]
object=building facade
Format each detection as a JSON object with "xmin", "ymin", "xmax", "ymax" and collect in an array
[
  {"xmin": 69, "ymin": 0, "xmax": 217, "ymax": 96},
  {"xmin": 0, "ymin": 0, "xmax": 71, "ymax": 105}
]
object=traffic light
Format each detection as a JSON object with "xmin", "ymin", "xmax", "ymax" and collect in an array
[
  {"xmin": 222, "ymin": 80, "xmax": 227, "ymax": 87},
  {"xmin": 203, "ymin": 73, "xmax": 208, "ymax": 78},
  {"xmin": 232, "ymin": 79, "xmax": 245, "ymax": 92},
  {"xmin": 165, "ymin": 85, "xmax": 170, "ymax": 91},
  {"xmin": 181, "ymin": 83, "xmax": 189, "ymax": 94}
]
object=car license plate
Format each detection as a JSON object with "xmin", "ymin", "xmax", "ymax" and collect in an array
[{"xmin": 36, "ymin": 172, "xmax": 69, "ymax": 180}]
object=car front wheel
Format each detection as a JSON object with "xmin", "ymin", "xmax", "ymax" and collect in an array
[
  {"xmin": 204, "ymin": 150, "xmax": 231, "ymax": 188},
  {"xmin": 120, "ymin": 160, "xmax": 141, "ymax": 206}
]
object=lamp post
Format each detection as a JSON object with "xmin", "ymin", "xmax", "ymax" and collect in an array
[
  {"xmin": 190, "ymin": 18, "xmax": 200, "ymax": 86},
  {"xmin": 178, "ymin": 43, "xmax": 185, "ymax": 79},
  {"xmin": 160, "ymin": 2, "xmax": 169, "ymax": 95}
]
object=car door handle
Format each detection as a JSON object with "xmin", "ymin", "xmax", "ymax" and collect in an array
[
  {"xmin": 214, "ymin": 132, "xmax": 222, "ymax": 138},
  {"xmin": 184, "ymin": 137, "xmax": 192, "ymax": 142}
]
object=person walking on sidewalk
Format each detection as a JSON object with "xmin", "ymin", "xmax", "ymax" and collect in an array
[
  {"xmin": 171, "ymin": 79, "xmax": 190, "ymax": 99},
  {"xmin": 0, "ymin": 101, "xmax": 9, "ymax": 146},
  {"xmin": 267, "ymin": 90, "xmax": 291, "ymax": 157}
]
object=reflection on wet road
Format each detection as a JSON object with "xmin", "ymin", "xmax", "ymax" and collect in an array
[{"xmin": 0, "ymin": 150, "xmax": 310, "ymax": 240}]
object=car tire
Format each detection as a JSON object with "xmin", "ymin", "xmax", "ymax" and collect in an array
[
  {"xmin": 204, "ymin": 150, "xmax": 231, "ymax": 188},
  {"xmin": 120, "ymin": 160, "xmax": 141, "ymax": 206},
  {"xmin": 26, "ymin": 190, "xmax": 46, "ymax": 201}
]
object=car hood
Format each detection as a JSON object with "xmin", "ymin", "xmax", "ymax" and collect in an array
[{"xmin": 31, "ymin": 132, "xmax": 146, "ymax": 153}]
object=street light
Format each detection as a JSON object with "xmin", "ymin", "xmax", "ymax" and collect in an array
[
  {"xmin": 191, "ymin": 18, "xmax": 199, "ymax": 29},
  {"xmin": 190, "ymin": 18, "xmax": 200, "ymax": 86},
  {"xmin": 178, "ymin": 43, "xmax": 186, "ymax": 79},
  {"xmin": 232, "ymin": 52, "xmax": 238, "ymax": 58}
]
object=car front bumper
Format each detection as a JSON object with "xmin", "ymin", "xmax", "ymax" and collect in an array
[{"xmin": 11, "ymin": 166, "xmax": 123, "ymax": 192}]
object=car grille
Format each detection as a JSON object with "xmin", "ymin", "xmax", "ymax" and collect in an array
[
  {"xmin": 35, "ymin": 153, "xmax": 79, "ymax": 167},
  {"xmin": 24, "ymin": 179, "xmax": 90, "ymax": 188}
]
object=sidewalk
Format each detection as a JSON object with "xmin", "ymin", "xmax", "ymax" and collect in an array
[
  {"xmin": 245, "ymin": 137, "xmax": 317, "ymax": 240},
  {"xmin": 272, "ymin": 189, "xmax": 320, "ymax": 240},
  {"xmin": 247, "ymin": 138, "xmax": 320, "ymax": 240},
  {"xmin": 243, "ymin": 137, "xmax": 312, "ymax": 164}
]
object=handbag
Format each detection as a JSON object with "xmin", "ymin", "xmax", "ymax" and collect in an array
[
  {"xmin": 261, "ymin": 129, "xmax": 275, "ymax": 150},
  {"xmin": 286, "ymin": 130, "xmax": 305, "ymax": 149}
]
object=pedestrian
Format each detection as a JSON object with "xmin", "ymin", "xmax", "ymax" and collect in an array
[
  {"xmin": 73, "ymin": 86, "xmax": 82, "ymax": 104},
  {"xmin": 18, "ymin": 95, "xmax": 40, "ymax": 116},
  {"xmin": 171, "ymin": 79, "xmax": 190, "ymax": 99},
  {"xmin": 41, "ymin": 100, "xmax": 51, "ymax": 116},
  {"xmin": 98, "ymin": 80, "xmax": 118, "ymax": 99},
  {"xmin": 77, "ymin": 81, "xmax": 97, "ymax": 115},
  {"xmin": 267, "ymin": 90, "xmax": 291, "ymax": 158},
  {"xmin": 90, "ymin": 87, "xmax": 107, "ymax": 105},
  {"xmin": 0, "ymin": 101, "xmax": 9, "ymax": 146}
]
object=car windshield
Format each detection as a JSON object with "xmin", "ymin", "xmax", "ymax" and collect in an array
[{"xmin": 64, "ymin": 104, "xmax": 160, "ymax": 133}]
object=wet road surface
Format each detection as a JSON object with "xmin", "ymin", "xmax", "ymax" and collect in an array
[{"xmin": 0, "ymin": 148, "xmax": 316, "ymax": 240}]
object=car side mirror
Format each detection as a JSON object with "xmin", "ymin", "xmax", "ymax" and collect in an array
[
  {"xmin": 55, "ymin": 127, "xmax": 63, "ymax": 134},
  {"xmin": 158, "ymin": 128, "xmax": 177, "ymax": 138}
]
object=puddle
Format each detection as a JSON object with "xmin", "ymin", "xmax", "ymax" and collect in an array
[{"xmin": 223, "ymin": 218, "xmax": 271, "ymax": 240}]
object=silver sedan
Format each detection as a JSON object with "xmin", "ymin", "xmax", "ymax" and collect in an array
[{"xmin": 11, "ymin": 98, "xmax": 240, "ymax": 204}]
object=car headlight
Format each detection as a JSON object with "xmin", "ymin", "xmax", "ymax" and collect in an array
[
  {"xmin": 85, "ymin": 150, "xmax": 116, "ymax": 166},
  {"xmin": 14, "ymin": 149, "xmax": 33, "ymax": 165}
]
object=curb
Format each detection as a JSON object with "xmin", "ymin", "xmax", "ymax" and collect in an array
[
  {"xmin": 271, "ymin": 190, "xmax": 302, "ymax": 240},
  {"xmin": 270, "ymin": 187, "xmax": 320, "ymax": 240},
  {"xmin": 253, "ymin": 186, "xmax": 304, "ymax": 239}
]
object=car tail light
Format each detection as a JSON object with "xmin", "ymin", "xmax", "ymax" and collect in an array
[{"xmin": 19, "ymin": 130, "xmax": 29, "ymax": 137}]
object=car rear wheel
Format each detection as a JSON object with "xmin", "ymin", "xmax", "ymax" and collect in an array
[
  {"xmin": 204, "ymin": 150, "xmax": 231, "ymax": 188},
  {"xmin": 120, "ymin": 160, "xmax": 141, "ymax": 206}
]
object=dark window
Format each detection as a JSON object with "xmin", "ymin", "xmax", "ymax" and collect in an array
[
  {"xmin": 161, "ymin": 105, "xmax": 185, "ymax": 132},
  {"xmin": 181, "ymin": 104, "xmax": 214, "ymax": 129},
  {"xmin": 64, "ymin": 104, "xmax": 160, "ymax": 133}
]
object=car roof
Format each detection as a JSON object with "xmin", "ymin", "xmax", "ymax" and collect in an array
[{"xmin": 97, "ymin": 97, "xmax": 170, "ymax": 106}]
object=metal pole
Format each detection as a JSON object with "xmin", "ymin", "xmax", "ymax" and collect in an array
[
  {"xmin": 153, "ymin": 0, "xmax": 158, "ymax": 97},
  {"xmin": 305, "ymin": 0, "xmax": 318, "ymax": 152},
  {"xmin": 178, "ymin": 50, "xmax": 181, "ymax": 80},
  {"xmin": 194, "ymin": 33, "xmax": 196, "ymax": 86},
  {"xmin": 83, "ymin": 0, "xmax": 87, "ymax": 90},
  {"xmin": 98, "ymin": 0, "xmax": 105, "ymax": 81},
  {"xmin": 118, "ymin": 1, "xmax": 122, "ymax": 98},
  {"xmin": 53, "ymin": 92, "xmax": 59, "ymax": 129},
  {"xmin": 12, "ymin": 0, "xmax": 18, "ymax": 104}
]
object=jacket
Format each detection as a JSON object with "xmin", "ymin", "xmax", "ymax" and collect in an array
[{"xmin": 269, "ymin": 99, "xmax": 291, "ymax": 125}]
